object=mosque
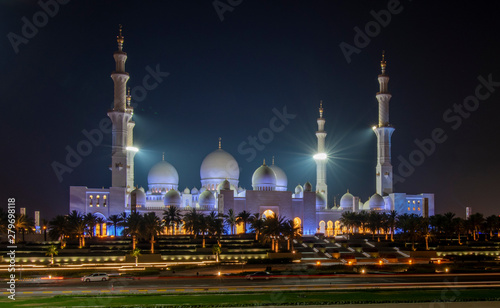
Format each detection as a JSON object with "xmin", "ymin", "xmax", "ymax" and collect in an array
[{"xmin": 69, "ymin": 29, "xmax": 435, "ymax": 236}]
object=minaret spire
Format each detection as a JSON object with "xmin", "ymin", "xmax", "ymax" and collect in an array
[
  {"xmin": 373, "ymin": 51, "xmax": 395, "ymax": 196},
  {"xmin": 108, "ymin": 25, "xmax": 135, "ymax": 191},
  {"xmin": 117, "ymin": 24, "xmax": 124, "ymax": 51},
  {"xmin": 315, "ymin": 100, "xmax": 328, "ymax": 206}
]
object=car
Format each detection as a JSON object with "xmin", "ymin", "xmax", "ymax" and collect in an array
[
  {"xmin": 245, "ymin": 271, "xmax": 271, "ymax": 280},
  {"xmin": 81, "ymin": 273, "xmax": 109, "ymax": 282}
]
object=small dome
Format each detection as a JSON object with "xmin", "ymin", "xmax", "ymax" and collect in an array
[
  {"xmin": 316, "ymin": 192, "xmax": 326, "ymax": 207},
  {"xmin": 164, "ymin": 189, "xmax": 181, "ymax": 206},
  {"xmin": 191, "ymin": 187, "xmax": 199, "ymax": 194},
  {"xmin": 363, "ymin": 200, "xmax": 370, "ymax": 210},
  {"xmin": 198, "ymin": 190, "xmax": 215, "ymax": 207},
  {"xmin": 219, "ymin": 179, "xmax": 231, "ymax": 190},
  {"xmin": 269, "ymin": 163, "xmax": 287, "ymax": 191},
  {"xmin": 252, "ymin": 163, "xmax": 277, "ymax": 190},
  {"xmin": 148, "ymin": 160, "xmax": 179, "ymax": 187},
  {"xmin": 183, "ymin": 187, "xmax": 190, "ymax": 194},
  {"xmin": 199, "ymin": 187, "xmax": 207, "ymax": 193},
  {"xmin": 369, "ymin": 193, "xmax": 385, "ymax": 210},
  {"xmin": 340, "ymin": 191, "xmax": 354, "ymax": 209},
  {"xmin": 130, "ymin": 188, "xmax": 146, "ymax": 206},
  {"xmin": 304, "ymin": 182, "xmax": 312, "ymax": 192},
  {"xmin": 295, "ymin": 184, "xmax": 303, "ymax": 194},
  {"xmin": 139, "ymin": 187, "xmax": 145, "ymax": 193}
]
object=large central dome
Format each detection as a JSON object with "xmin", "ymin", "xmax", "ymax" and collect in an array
[
  {"xmin": 200, "ymin": 148, "xmax": 239, "ymax": 190},
  {"xmin": 148, "ymin": 160, "xmax": 179, "ymax": 192}
]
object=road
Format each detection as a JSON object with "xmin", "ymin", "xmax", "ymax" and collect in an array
[{"xmin": 12, "ymin": 273, "xmax": 500, "ymax": 296}]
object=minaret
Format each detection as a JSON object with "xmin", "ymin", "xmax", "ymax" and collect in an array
[
  {"xmin": 315, "ymin": 100, "xmax": 328, "ymax": 204},
  {"xmin": 126, "ymin": 88, "xmax": 137, "ymax": 191},
  {"xmin": 107, "ymin": 25, "xmax": 135, "ymax": 190},
  {"xmin": 373, "ymin": 51, "xmax": 395, "ymax": 196}
]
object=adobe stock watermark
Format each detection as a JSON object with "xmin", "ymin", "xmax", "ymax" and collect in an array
[
  {"xmin": 7, "ymin": 0, "xmax": 70, "ymax": 54},
  {"xmin": 213, "ymin": 0, "xmax": 243, "ymax": 22},
  {"xmin": 428, "ymin": 277, "xmax": 463, "ymax": 308},
  {"xmin": 130, "ymin": 64, "xmax": 170, "ymax": 107},
  {"xmin": 394, "ymin": 74, "xmax": 499, "ymax": 185},
  {"xmin": 51, "ymin": 63, "xmax": 169, "ymax": 182},
  {"xmin": 237, "ymin": 106, "xmax": 296, "ymax": 162},
  {"xmin": 339, "ymin": 0, "xmax": 409, "ymax": 64}
]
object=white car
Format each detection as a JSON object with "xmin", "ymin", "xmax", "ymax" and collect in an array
[{"xmin": 81, "ymin": 273, "xmax": 109, "ymax": 282}]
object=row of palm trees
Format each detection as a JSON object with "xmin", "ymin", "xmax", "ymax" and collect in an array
[
  {"xmin": 340, "ymin": 210, "xmax": 500, "ymax": 250},
  {"xmin": 42, "ymin": 207, "xmax": 300, "ymax": 254}
]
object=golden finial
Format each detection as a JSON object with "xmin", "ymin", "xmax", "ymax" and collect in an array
[
  {"xmin": 263, "ymin": 158, "xmax": 266, "ymax": 166},
  {"xmin": 381, "ymin": 50, "xmax": 386, "ymax": 74},
  {"xmin": 319, "ymin": 100, "xmax": 324, "ymax": 118},
  {"xmin": 117, "ymin": 24, "xmax": 124, "ymax": 51},
  {"xmin": 218, "ymin": 137, "xmax": 221, "ymax": 149},
  {"xmin": 272, "ymin": 156, "xmax": 275, "ymax": 165},
  {"xmin": 126, "ymin": 87, "xmax": 131, "ymax": 105},
  {"xmin": 162, "ymin": 152, "xmax": 165, "ymax": 161}
]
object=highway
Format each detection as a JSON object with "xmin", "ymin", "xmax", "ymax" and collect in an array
[{"xmin": 12, "ymin": 273, "xmax": 500, "ymax": 296}]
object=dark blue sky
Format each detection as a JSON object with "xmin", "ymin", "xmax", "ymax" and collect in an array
[{"xmin": 2, "ymin": 1, "xmax": 499, "ymax": 220}]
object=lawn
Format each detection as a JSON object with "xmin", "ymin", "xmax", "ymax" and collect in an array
[{"xmin": 2, "ymin": 288, "xmax": 500, "ymax": 307}]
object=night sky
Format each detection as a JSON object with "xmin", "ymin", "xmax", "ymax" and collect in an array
[{"xmin": 2, "ymin": 1, "xmax": 499, "ymax": 220}]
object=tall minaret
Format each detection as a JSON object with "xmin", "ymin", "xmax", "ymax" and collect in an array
[
  {"xmin": 315, "ymin": 101, "xmax": 328, "ymax": 204},
  {"xmin": 373, "ymin": 51, "xmax": 395, "ymax": 196},
  {"xmin": 108, "ymin": 25, "xmax": 135, "ymax": 190}
]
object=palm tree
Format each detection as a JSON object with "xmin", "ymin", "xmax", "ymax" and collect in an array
[
  {"xmin": 340, "ymin": 211, "xmax": 355, "ymax": 236},
  {"xmin": 419, "ymin": 217, "xmax": 433, "ymax": 250},
  {"xmin": 397, "ymin": 213, "xmax": 421, "ymax": 251},
  {"xmin": 198, "ymin": 214, "xmax": 208, "ymax": 248},
  {"xmin": 452, "ymin": 217, "xmax": 465, "ymax": 245},
  {"xmin": 108, "ymin": 214, "xmax": 124, "ymax": 236},
  {"xmin": 368, "ymin": 211, "xmax": 382, "ymax": 241},
  {"xmin": 45, "ymin": 245, "xmax": 58, "ymax": 265},
  {"xmin": 442, "ymin": 212, "xmax": 456, "ymax": 241},
  {"xmin": 48, "ymin": 215, "xmax": 68, "ymax": 248},
  {"xmin": 357, "ymin": 211, "xmax": 369, "ymax": 234},
  {"xmin": 206, "ymin": 211, "xmax": 225, "ymax": 246},
  {"xmin": 225, "ymin": 209, "xmax": 237, "ymax": 235},
  {"xmin": 84, "ymin": 213, "xmax": 98, "ymax": 237},
  {"xmin": 183, "ymin": 208, "xmax": 200, "ymax": 237},
  {"xmin": 468, "ymin": 213, "xmax": 485, "ymax": 241},
  {"xmin": 163, "ymin": 206, "xmax": 182, "ymax": 235},
  {"xmin": 142, "ymin": 212, "xmax": 162, "ymax": 253},
  {"xmin": 131, "ymin": 248, "xmax": 141, "ymax": 266},
  {"xmin": 387, "ymin": 210, "xmax": 397, "ymax": 241},
  {"xmin": 212, "ymin": 244, "xmax": 221, "ymax": 262},
  {"xmin": 263, "ymin": 215, "xmax": 286, "ymax": 252},
  {"xmin": 282, "ymin": 219, "xmax": 299, "ymax": 251},
  {"xmin": 67, "ymin": 211, "xmax": 86, "ymax": 248},
  {"xmin": 236, "ymin": 210, "xmax": 252, "ymax": 234},
  {"xmin": 250, "ymin": 213, "xmax": 265, "ymax": 241},
  {"xmin": 15, "ymin": 214, "xmax": 35, "ymax": 243},
  {"xmin": 123, "ymin": 212, "xmax": 142, "ymax": 250},
  {"xmin": 485, "ymin": 215, "xmax": 500, "ymax": 239}
]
